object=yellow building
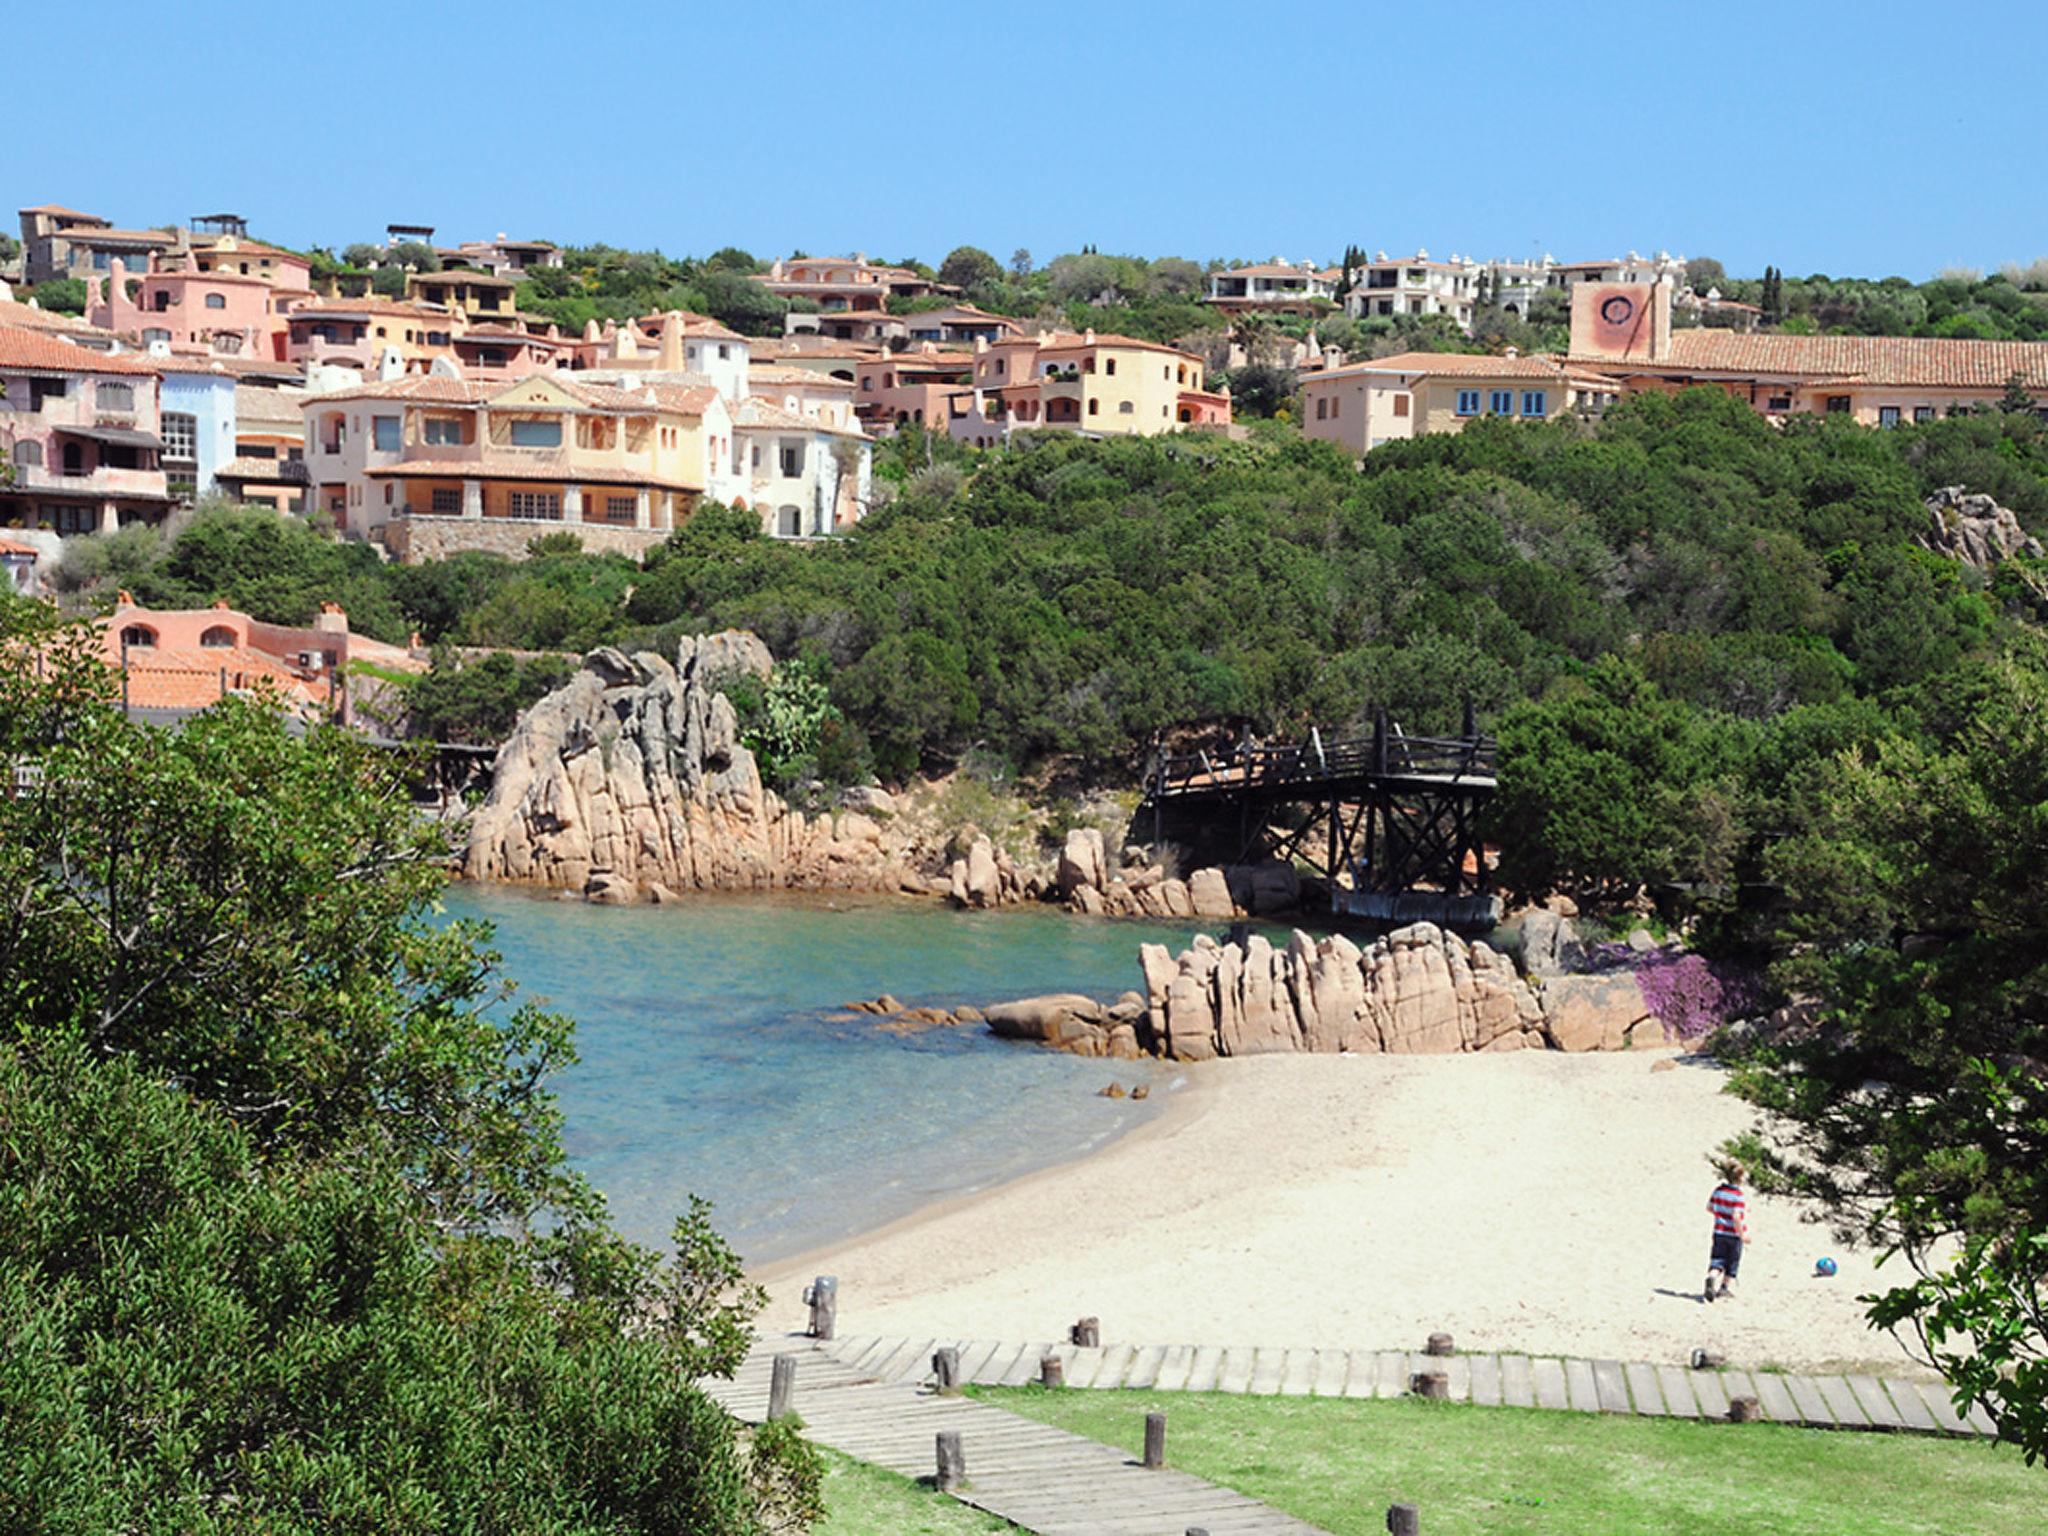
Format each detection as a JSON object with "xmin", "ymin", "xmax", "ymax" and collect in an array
[
  {"xmin": 946, "ymin": 329, "xmax": 1230, "ymax": 445},
  {"xmin": 405, "ymin": 268, "xmax": 521, "ymax": 320},
  {"xmin": 305, "ymin": 372, "xmax": 725, "ymax": 560},
  {"xmin": 1299, "ymin": 351, "xmax": 1620, "ymax": 453}
]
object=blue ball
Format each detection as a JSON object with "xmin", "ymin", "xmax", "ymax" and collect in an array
[{"xmin": 1816, "ymin": 1256, "xmax": 1839, "ymax": 1277}]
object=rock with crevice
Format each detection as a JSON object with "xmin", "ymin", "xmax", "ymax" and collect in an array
[
  {"xmin": 464, "ymin": 632, "xmax": 913, "ymax": 899},
  {"xmin": 1921, "ymin": 485, "xmax": 2045, "ymax": 575}
]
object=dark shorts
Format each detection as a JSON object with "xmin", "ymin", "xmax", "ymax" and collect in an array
[{"xmin": 1709, "ymin": 1232, "xmax": 1743, "ymax": 1277}]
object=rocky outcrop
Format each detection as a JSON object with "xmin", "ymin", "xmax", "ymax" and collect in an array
[
  {"xmin": 1922, "ymin": 486, "xmax": 2046, "ymax": 580},
  {"xmin": 1518, "ymin": 907, "xmax": 1584, "ymax": 979},
  {"xmin": 983, "ymin": 920, "xmax": 1676, "ymax": 1060},
  {"xmin": 464, "ymin": 633, "xmax": 915, "ymax": 899},
  {"xmin": 1136, "ymin": 923, "xmax": 1550, "ymax": 1060},
  {"xmin": 1046, "ymin": 827, "xmax": 1297, "ymax": 921}
]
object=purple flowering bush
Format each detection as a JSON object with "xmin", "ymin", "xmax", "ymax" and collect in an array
[{"xmin": 1584, "ymin": 942, "xmax": 1764, "ymax": 1041}]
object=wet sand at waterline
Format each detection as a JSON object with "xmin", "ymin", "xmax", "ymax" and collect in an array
[{"xmin": 758, "ymin": 1050, "xmax": 1925, "ymax": 1377}]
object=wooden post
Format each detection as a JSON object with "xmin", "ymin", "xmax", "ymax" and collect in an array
[
  {"xmin": 934, "ymin": 1431, "xmax": 966, "ymax": 1490},
  {"xmin": 1071, "ymin": 1317, "xmax": 1100, "ymax": 1348},
  {"xmin": 1689, "ymin": 1348, "xmax": 1726, "ymax": 1370},
  {"xmin": 1040, "ymin": 1355, "xmax": 1065, "ymax": 1389},
  {"xmin": 1386, "ymin": 1503, "xmax": 1420, "ymax": 1535},
  {"xmin": 1728, "ymin": 1396, "xmax": 1761, "ymax": 1423},
  {"xmin": 933, "ymin": 1346, "xmax": 961, "ymax": 1395},
  {"xmin": 767, "ymin": 1353, "xmax": 797, "ymax": 1421},
  {"xmin": 1411, "ymin": 1371, "xmax": 1450, "ymax": 1400},
  {"xmin": 1143, "ymin": 1411, "xmax": 1167, "ymax": 1469},
  {"xmin": 1425, "ymin": 1332, "xmax": 1455, "ymax": 1357},
  {"xmin": 804, "ymin": 1275, "xmax": 837, "ymax": 1340},
  {"xmin": 1373, "ymin": 708, "xmax": 1388, "ymax": 775}
]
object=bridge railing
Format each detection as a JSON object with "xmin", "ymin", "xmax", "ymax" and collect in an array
[{"xmin": 1142, "ymin": 724, "xmax": 1495, "ymax": 803}]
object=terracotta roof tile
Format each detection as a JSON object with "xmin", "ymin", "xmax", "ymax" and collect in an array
[
  {"xmin": 365, "ymin": 456, "xmax": 702, "ymax": 491},
  {"xmin": 1570, "ymin": 331, "xmax": 2048, "ymax": 390},
  {"xmin": 0, "ymin": 324, "xmax": 160, "ymax": 374},
  {"xmin": 1309, "ymin": 350, "xmax": 1577, "ymax": 382}
]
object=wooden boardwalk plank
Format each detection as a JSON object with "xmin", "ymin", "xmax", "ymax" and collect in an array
[
  {"xmin": 956, "ymin": 1339, "xmax": 1003, "ymax": 1385},
  {"xmin": 1468, "ymin": 1353, "xmax": 1502, "ymax": 1407},
  {"xmin": 1123, "ymin": 1344, "xmax": 1166, "ymax": 1391},
  {"xmin": 1311, "ymin": 1349, "xmax": 1350, "ymax": 1398},
  {"xmin": 1000, "ymin": 1343, "xmax": 1053, "ymax": 1388},
  {"xmin": 1815, "ymin": 1376, "xmax": 1870, "ymax": 1429},
  {"xmin": 1690, "ymin": 1369, "xmax": 1730, "ymax": 1421},
  {"xmin": 1152, "ymin": 1344, "xmax": 1195, "ymax": 1393},
  {"xmin": 1625, "ymin": 1361, "xmax": 1669, "ymax": 1416},
  {"xmin": 1501, "ymin": 1354, "xmax": 1537, "ymax": 1409},
  {"xmin": 1064, "ymin": 1346, "xmax": 1106, "ymax": 1390},
  {"xmin": 1912, "ymin": 1381, "xmax": 1972, "ymax": 1436},
  {"xmin": 1785, "ymin": 1375, "xmax": 1838, "ymax": 1427},
  {"xmin": 1963, "ymin": 1398, "xmax": 1997, "ymax": 1437},
  {"xmin": 1184, "ymin": 1344, "xmax": 1225, "ymax": 1394},
  {"xmin": 1084, "ymin": 1342, "xmax": 1135, "ymax": 1390},
  {"xmin": 1592, "ymin": 1360, "xmax": 1632, "ymax": 1414},
  {"xmin": 1217, "ymin": 1346, "xmax": 1257, "ymax": 1395},
  {"xmin": 1656, "ymin": 1364, "xmax": 1701, "ymax": 1419},
  {"xmin": 1564, "ymin": 1358, "xmax": 1601, "ymax": 1412},
  {"xmin": 1373, "ymin": 1350, "xmax": 1409, "ymax": 1399},
  {"xmin": 1279, "ymin": 1348, "xmax": 1318, "ymax": 1397},
  {"xmin": 1531, "ymin": 1356, "xmax": 1568, "ymax": 1411},
  {"xmin": 1883, "ymin": 1379, "xmax": 1940, "ymax": 1434},
  {"xmin": 1340, "ymin": 1350, "xmax": 1377, "ymax": 1399},
  {"xmin": 1249, "ymin": 1346, "xmax": 1289, "ymax": 1395},
  {"xmin": 1847, "ymin": 1375, "xmax": 1907, "ymax": 1431}
]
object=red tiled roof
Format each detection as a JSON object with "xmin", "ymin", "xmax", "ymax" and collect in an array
[
  {"xmin": 0, "ymin": 297, "xmax": 121, "ymax": 339},
  {"xmin": 18, "ymin": 204, "xmax": 102, "ymax": 219},
  {"xmin": 0, "ymin": 538, "xmax": 38, "ymax": 556},
  {"xmin": 1568, "ymin": 331, "xmax": 2048, "ymax": 390},
  {"xmin": 1309, "ymin": 350, "xmax": 1578, "ymax": 382},
  {"xmin": 309, "ymin": 376, "xmax": 490, "ymax": 405},
  {"xmin": 0, "ymin": 324, "xmax": 160, "ymax": 374}
]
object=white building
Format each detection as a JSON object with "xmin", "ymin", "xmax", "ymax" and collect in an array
[{"xmin": 730, "ymin": 397, "xmax": 871, "ymax": 539}]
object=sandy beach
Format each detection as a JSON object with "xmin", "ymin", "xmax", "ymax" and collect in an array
[{"xmin": 758, "ymin": 1049, "xmax": 1925, "ymax": 1377}]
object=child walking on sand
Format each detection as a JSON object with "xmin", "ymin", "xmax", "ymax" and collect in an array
[{"xmin": 1705, "ymin": 1163, "xmax": 1747, "ymax": 1302}]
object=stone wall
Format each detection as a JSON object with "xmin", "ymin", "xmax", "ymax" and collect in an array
[{"xmin": 384, "ymin": 513, "xmax": 672, "ymax": 565}]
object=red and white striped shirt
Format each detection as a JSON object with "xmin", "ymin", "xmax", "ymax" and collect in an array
[{"xmin": 1708, "ymin": 1182, "xmax": 1746, "ymax": 1239}]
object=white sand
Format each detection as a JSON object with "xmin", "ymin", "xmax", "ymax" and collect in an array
[{"xmin": 758, "ymin": 1050, "xmax": 1925, "ymax": 1376}]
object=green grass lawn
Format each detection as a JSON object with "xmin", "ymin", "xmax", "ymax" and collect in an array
[
  {"xmin": 817, "ymin": 1448, "xmax": 1008, "ymax": 1535},
  {"xmin": 972, "ymin": 1386, "xmax": 2047, "ymax": 1536}
]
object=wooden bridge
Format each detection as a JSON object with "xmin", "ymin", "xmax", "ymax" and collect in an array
[{"xmin": 1139, "ymin": 708, "xmax": 1499, "ymax": 926}]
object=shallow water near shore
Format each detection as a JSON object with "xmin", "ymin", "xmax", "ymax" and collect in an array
[{"xmin": 443, "ymin": 885, "xmax": 1222, "ymax": 1263}]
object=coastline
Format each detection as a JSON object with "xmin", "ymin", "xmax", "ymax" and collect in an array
[{"xmin": 753, "ymin": 1050, "xmax": 1929, "ymax": 1377}]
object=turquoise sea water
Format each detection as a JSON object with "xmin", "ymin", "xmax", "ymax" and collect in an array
[{"xmin": 443, "ymin": 886, "xmax": 1224, "ymax": 1264}]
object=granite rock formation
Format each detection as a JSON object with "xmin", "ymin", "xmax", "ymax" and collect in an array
[{"xmin": 464, "ymin": 633, "xmax": 913, "ymax": 898}]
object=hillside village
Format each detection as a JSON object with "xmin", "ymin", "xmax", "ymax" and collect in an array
[{"xmin": 9, "ymin": 206, "xmax": 2048, "ymax": 584}]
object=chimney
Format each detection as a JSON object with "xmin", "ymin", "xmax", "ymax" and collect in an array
[{"xmin": 314, "ymin": 601, "xmax": 349, "ymax": 634}]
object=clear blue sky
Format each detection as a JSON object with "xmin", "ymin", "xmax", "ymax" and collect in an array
[{"xmin": 13, "ymin": 1, "xmax": 2046, "ymax": 280}]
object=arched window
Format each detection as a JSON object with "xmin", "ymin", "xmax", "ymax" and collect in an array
[
  {"xmin": 120, "ymin": 624, "xmax": 157, "ymax": 649},
  {"xmin": 204, "ymin": 292, "xmax": 227, "ymax": 310},
  {"xmin": 200, "ymin": 625, "xmax": 237, "ymax": 648},
  {"xmin": 1104, "ymin": 358, "xmax": 1116, "ymax": 375},
  {"xmin": 12, "ymin": 441, "xmax": 40, "ymax": 467}
]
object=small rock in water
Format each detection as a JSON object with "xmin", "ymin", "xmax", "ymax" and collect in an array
[
  {"xmin": 1099, "ymin": 1082, "xmax": 1128, "ymax": 1099},
  {"xmin": 1130, "ymin": 1083, "xmax": 1150, "ymax": 1100},
  {"xmin": 874, "ymin": 994, "xmax": 903, "ymax": 1015},
  {"xmin": 951, "ymin": 1005, "xmax": 984, "ymax": 1025}
]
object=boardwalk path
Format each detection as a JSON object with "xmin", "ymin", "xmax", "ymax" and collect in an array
[
  {"xmin": 807, "ymin": 1333, "xmax": 1995, "ymax": 1441},
  {"xmin": 706, "ymin": 1334, "xmax": 1331, "ymax": 1536}
]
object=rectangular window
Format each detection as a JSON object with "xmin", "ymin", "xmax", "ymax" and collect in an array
[
  {"xmin": 1825, "ymin": 395, "xmax": 1852, "ymax": 414},
  {"xmin": 372, "ymin": 415, "xmax": 401, "ymax": 451},
  {"xmin": 1520, "ymin": 391, "xmax": 1547, "ymax": 418},
  {"xmin": 423, "ymin": 417, "xmax": 463, "ymax": 445},
  {"xmin": 97, "ymin": 382, "xmax": 135, "ymax": 412},
  {"xmin": 1766, "ymin": 395, "xmax": 1793, "ymax": 411},
  {"xmin": 1489, "ymin": 389, "xmax": 1513, "ymax": 415},
  {"xmin": 1878, "ymin": 406, "xmax": 1901, "ymax": 428},
  {"xmin": 779, "ymin": 441, "xmax": 804, "ymax": 477},
  {"xmin": 1913, "ymin": 406, "xmax": 1936, "ymax": 423},
  {"xmin": 1315, "ymin": 397, "xmax": 1328, "ymax": 420},
  {"xmin": 1392, "ymin": 394, "xmax": 1410, "ymax": 418},
  {"xmin": 509, "ymin": 419, "xmax": 562, "ymax": 448},
  {"xmin": 430, "ymin": 487, "xmax": 462, "ymax": 514},
  {"xmin": 1455, "ymin": 390, "xmax": 1480, "ymax": 416},
  {"xmin": 161, "ymin": 411, "xmax": 197, "ymax": 460},
  {"xmin": 605, "ymin": 495, "xmax": 636, "ymax": 524},
  {"xmin": 507, "ymin": 490, "xmax": 561, "ymax": 519},
  {"xmin": 28, "ymin": 378, "xmax": 67, "ymax": 409},
  {"xmin": 1331, "ymin": 396, "xmax": 1340, "ymax": 417}
]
